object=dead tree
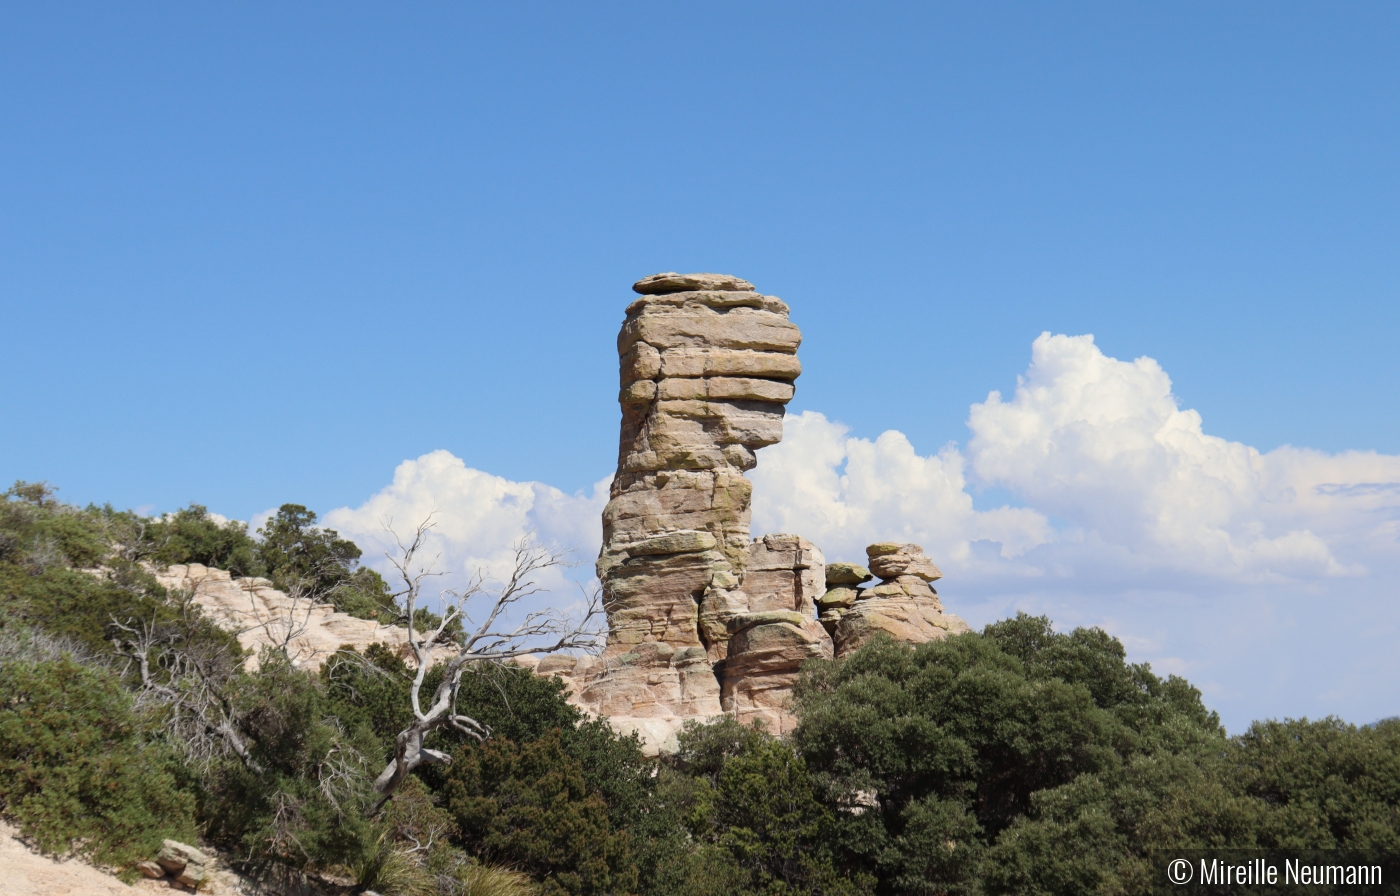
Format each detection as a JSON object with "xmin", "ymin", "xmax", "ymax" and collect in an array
[
  {"xmin": 368, "ymin": 519, "xmax": 602, "ymax": 814},
  {"xmin": 110, "ymin": 607, "xmax": 263, "ymax": 773}
]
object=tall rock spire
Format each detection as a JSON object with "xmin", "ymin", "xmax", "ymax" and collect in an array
[
  {"xmin": 531, "ymin": 274, "xmax": 964, "ymax": 752},
  {"xmin": 602, "ymin": 272, "xmax": 803, "ymax": 646},
  {"xmin": 544, "ymin": 273, "xmax": 814, "ymax": 751}
]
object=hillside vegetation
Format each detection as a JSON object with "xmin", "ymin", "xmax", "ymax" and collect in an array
[{"xmin": 1, "ymin": 481, "xmax": 1397, "ymax": 895}]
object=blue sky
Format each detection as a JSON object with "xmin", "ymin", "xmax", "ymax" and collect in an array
[{"xmin": 4, "ymin": 3, "xmax": 1399, "ymax": 729}]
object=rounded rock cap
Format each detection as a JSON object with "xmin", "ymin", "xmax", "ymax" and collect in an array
[{"xmin": 633, "ymin": 272, "xmax": 756, "ymax": 295}]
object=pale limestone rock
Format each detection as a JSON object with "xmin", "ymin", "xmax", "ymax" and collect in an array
[
  {"xmin": 633, "ymin": 272, "xmax": 756, "ymax": 294},
  {"xmin": 721, "ymin": 621, "xmax": 830, "ymax": 736},
  {"xmin": 135, "ymin": 860, "xmax": 164, "ymax": 879},
  {"xmin": 536, "ymin": 654, "xmax": 579, "ymax": 676},
  {"xmin": 697, "ymin": 584, "xmax": 750, "ymax": 661},
  {"xmin": 658, "ymin": 347, "xmax": 802, "ymax": 380},
  {"xmin": 817, "ymin": 587, "xmax": 859, "ymax": 612},
  {"xmin": 156, "ymin": 840, "xmax": 208, "ymax": 887},
  {"xmin": 866, "ymin": 542, "xmax": 943, "ymax": 582},
  {"xmin": 861, "ymin": 575, "xmax": 939, "ymax": 600},
  {"xmin": 626, "ymin": 529, "xmax": 718, "ymax": 555},
  {"xmin": 719, "ymin": 535, "xmax": 831, "ymax": 735},
  {"xmin": 727, "ymin": 609, "xmax": 808, "ymax": 634},
  {"xmin": 151, "ymin": 564, "xmax": 453, "ymax": 672},
  {"xmin": 833, "ymin": 595, "xmax": 970, "ymax": 658},
  {"xmin": 742, "ymin": 534, "xmax": 825, "ymax": 616}
]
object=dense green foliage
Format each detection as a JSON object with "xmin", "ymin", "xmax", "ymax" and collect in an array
[
  {"xmin": 2, "ymin": 481, "xmax": 1397, "ymax": 895},
  {"xmin": 253, "ymin": 503, "xmax": 397, "ymax": 619},
  {"xmin": 201, "ymin": 651, "xmax": 382, "ymax": 868},
  {"xmin": 0, "ymin": 649, "xmax": 196, "ymax": 873},
  {"xmin": 443, "ymin": 731, "xmax": 639, "ymax": 896},
  {"xmin": 790, "ymin": 619, "xmax": 1400, "ymax": 894},
  {"xmin": 142, "ymin": 503, "xmax": 262, "ymax": 575}
]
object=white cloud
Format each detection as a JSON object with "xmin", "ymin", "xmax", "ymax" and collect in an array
[
  {"xmin": 965, "ymin": 333, "xmax": 1395, "ymax": 583},
  {"xmin": 753, "ymin": 334, "xmax": 1400, "ymax": 587},
  {"xmin": 746, "ymin": 333, "xmax": 1400, "ymax": 729},
  {"xmin": 748, "ymin": 411, "xmax": 1053, "ymax": 569},
  {"xmin": 322, "ymin": 336, "xmax": 1400, "ymax": 730},
  {"xmin": 322, "ymin": 449, "xmax": 609, "ymax": 616}
]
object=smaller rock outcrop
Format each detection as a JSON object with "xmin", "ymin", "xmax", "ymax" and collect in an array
[
  {"xmin": 827, "ymin": 543, "xmax": 969, "ymax": 658},
  {"xmin": 153, "ymin": 564, "xmax": 453, "ymax": 671},
  {"xmin": 817, "ymin": 561, "xmax": 872, "ymax": 631},
  {"xmin": 155, "ymin": 839, "xmax": 209, "ymax": 888}
]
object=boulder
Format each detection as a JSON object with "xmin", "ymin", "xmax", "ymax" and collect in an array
[
  {"xmin": 866, "ymin": 543, "xmax": 942, "ymax": 582},
  {"xmin": 135, "ymin": 860, "xmax": 165, "ymax": 879},
  {"xmin": 816, "ymin": 587, "xmax": 860, "ymax": 611},
  {"xmin": 825, "ymin": 562, "xmax": 872, "ymax": 586},
  {"xmin": 861, "ymin": 575, "xmax": 939, "ymax": 600},
  {"xmin": 832, "ymin": 544, "xmax": 967, "ymax": 657},
  {"xmin": 156, "ymin": 839, "xmax": 208, "ymax": 887}
]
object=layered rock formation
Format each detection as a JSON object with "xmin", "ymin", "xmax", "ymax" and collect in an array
[
  {"xmin": 546, "ymin": 274, "xmax": 969, "ymax": 752},
  {"xmin": 822, "ymin": 543, "xmax": 970, "ymax": 658},
  {"xmin": 551, "ymin": 273, "xmax": 806, "ymax": 750},
  {"xmin": 719, "ymin": 534, "xmax": 831, "ymax": 735}
]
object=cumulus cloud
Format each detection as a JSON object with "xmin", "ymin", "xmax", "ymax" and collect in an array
[
  {"xmin": 322, "ymin": 449, "xmax": 609, "ymax": 613},
  {"xmin": 746, "ymin": 333, "xmax": 1400, "ymax": 729},
  {"xmin": 966, "ymin": 333, "xmax": 1396, "ymax": 583},
  {"xmin": 749, "ymin": 412, "xmax": 1053, "ymax": 569},
  {"xmin": 753, "ymin": 333, "xmax": 1400, "ymax": 589},
  {"xmin": 322, "ymin": 336, "xmax": 1400, "ymax": 729}
]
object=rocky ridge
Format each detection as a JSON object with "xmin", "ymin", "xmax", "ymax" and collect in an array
[{"xmin": 152, "ymin": 563, "xmax": 450, "ymax": 671}]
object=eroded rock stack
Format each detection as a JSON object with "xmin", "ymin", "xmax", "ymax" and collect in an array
[
  {"xmin": 557, "ymin": 273, "xmax": 806, "ymax": 751},
  {"xmin": 544, "ymin": 275, "xmax": 970, "ymax": 752},
  {"xmin": 824, "ymin": 543, "xmax": 970, "ymax": 658}
]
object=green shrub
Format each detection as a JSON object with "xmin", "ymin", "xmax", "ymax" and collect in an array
[
  {"xmin": 791, "ymin": 615, "xmax": 1226, "ymax": 894},
  {"xmin": 0, "ymin": 656, "xmax": 196, "ymax": 873},
  {"xmin": 141, "ymin": 503, "xmax": 262, "ymax": 575},
  {"xmin": 201, "ymin": 652, "xmax": 382, "ymax": 869},
  {"xmin": 441, "ymin": 730, "xmax": 638, "ymax": 896}
]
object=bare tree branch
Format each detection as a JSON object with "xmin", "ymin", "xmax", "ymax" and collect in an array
[
  {"xmin": 109, "ymin": 593, "xmax": 264, "ymax": 775},
  {"xmin": 366, "ymin": 519, "xmax": 603, "ymax": 814}
]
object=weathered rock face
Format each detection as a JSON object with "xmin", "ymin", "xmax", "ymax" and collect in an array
[
  {"xmin": 548, "ymin": 276, "xmax": 972, "ymax": 752},
  {"xmin": 152, "ymin": 563, "xmax": 452, "ymax": 671},
  {"xmin": 556, "ymin": 273, "xmax": 810, "ymax": 752},
  {"xmin": 720, "ymin": 535, "xmax": 832, "ymax": 735},
  {"xmin": 826, "ymin": 543, "xmax": 970, "ymax": 658},
  {"xmin": 156, "ymin": 839, "xmax": 209, "ymax": 888}
]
